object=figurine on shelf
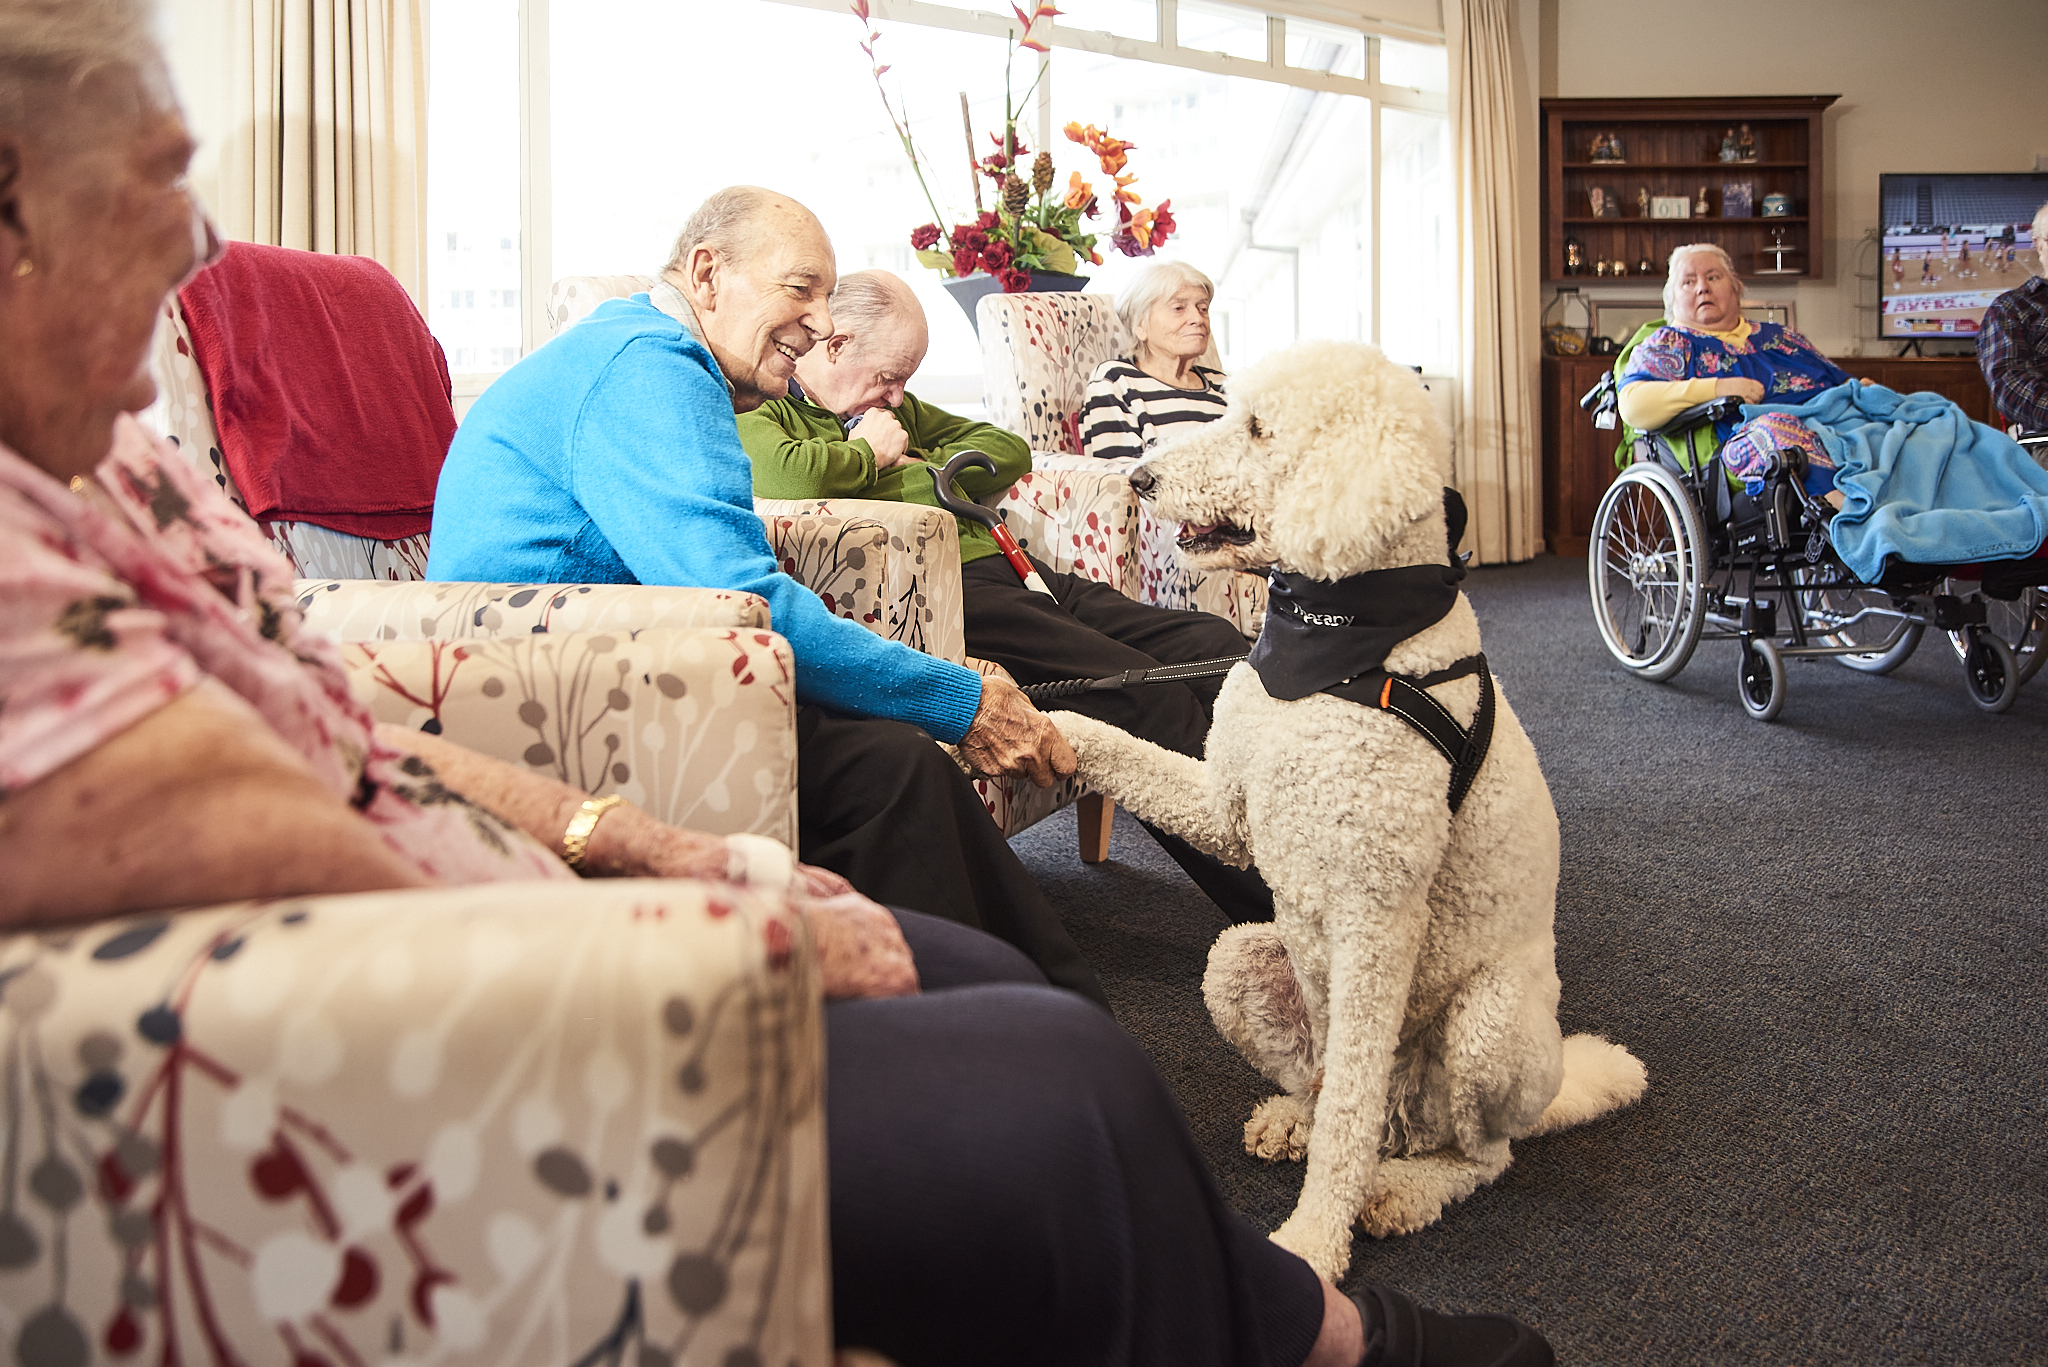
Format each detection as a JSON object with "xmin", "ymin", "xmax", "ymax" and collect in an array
[
  {"xmin": 1735, "ymin": 123, "xmax": 1757, "ymax": 162},
  {"xmin": 1589, "ymin": 131, "xmax": 1626, "ymax": 163},
  {"xmin": 1695, "ymin": 185, "xmax": 1711, "ymax": 217},
  {"xmin": 1564, "ymin": 236, "xmax": 1586, "ymax": 275},
  {"xmin": 1594, "ymin": 259, "xmax": 1609, "ymax": 278},
  {"xmin": 1637, "ymin": 251, "xmax": 1654, "ymax": 276},
  {"xmin": 1718, "ymin": 128, "xmax": 1738, "ymax": 162},
  {"xmin": 1637, "ymin": 186, "xmax": 1650, "ymax": 218}
]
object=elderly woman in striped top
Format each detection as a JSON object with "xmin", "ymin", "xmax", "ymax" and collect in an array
[{"xmin": 1081, "ymin": 260, "xmax": 1229, "ymax": 459}]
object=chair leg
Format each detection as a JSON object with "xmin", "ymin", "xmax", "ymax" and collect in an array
[{"xmin": 1077, "ymin": 792, "xmax": 1114, "ymax": 863}]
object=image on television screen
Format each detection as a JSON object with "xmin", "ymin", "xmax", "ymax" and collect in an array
[{"xmin": 1879, "ymin": 172, "xmax": 2048, "ymax": 339}]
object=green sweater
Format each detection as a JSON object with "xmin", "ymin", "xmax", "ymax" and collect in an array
[{"xmin": 737, "ymin": 389, "xmax": 1032, "ymax": 565}]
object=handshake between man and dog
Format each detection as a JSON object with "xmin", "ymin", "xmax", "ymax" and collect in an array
[{"xmin": 1050, "ymin": 341, "xmax": 1646, "ymax": 1281}]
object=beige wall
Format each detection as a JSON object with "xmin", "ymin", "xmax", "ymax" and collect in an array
[
  {"xmin": 1542, "ymin": 0, "xmax": 2048, "ymax": 355},
  {"xmin": 161, "ymin": 0, "xmax": 235, "ymax": 223}
]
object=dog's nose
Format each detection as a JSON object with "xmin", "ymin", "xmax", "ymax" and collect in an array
[{"xmin": 1128, "ymin": 465, "xmax": 1156, "ymax": 499}]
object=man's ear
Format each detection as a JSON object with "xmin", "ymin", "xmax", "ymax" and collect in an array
[
  {"xmin": 825, "ymin": 334, "xmax": 853, "ymax": 362},
  {"xmin": 683, "ymin": 243, "xmax": 720, "ymax": 309}
]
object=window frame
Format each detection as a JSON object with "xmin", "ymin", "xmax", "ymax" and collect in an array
[{"xmin": 471, "ymin": 0, "xmax": 1447, "ymax": 393}]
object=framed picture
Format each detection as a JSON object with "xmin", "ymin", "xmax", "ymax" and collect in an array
[
  {"xmin": 1650, "ymin": 196, "xmax": 1691, "ymax": 220},
  {"xmin": 1722, "ymin": 181, "xmax": 1754, "ymax": 218},
  {"xmin": 1587, "ymin": 298, "xmax": 1797, "ymax": 347},
  {"xmin": 1587, "ymin": 185, "xmax": 1622, "ymax": 219}
]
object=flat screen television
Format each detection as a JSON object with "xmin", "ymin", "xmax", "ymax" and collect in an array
[{"xmin": 1878, "ymin": 172, "xmax": 2047, "ymax": 340}]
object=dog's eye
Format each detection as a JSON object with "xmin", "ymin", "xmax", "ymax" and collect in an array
[{"xmin": 1247, "ymin": 415, "xmax": 1266, "ymax": 439}]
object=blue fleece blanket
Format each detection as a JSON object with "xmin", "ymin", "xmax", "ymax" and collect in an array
[{"xmin": 1744, "ymin": 381, "xmax": 2048, "ymax": 581}]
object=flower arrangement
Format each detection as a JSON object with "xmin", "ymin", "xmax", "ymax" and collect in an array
[{"xmin": 852, "ymin": 0, "xmax": 1176, "ymax": 293}]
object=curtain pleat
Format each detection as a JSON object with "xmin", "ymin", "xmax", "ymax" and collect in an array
[
  {"xmin": 1448, "ymin": 0, "xmax": 1540, "ymax": 564},
  {"xmin": 221, "ymin": 0, "xmax": 428, "ymax": 306}
]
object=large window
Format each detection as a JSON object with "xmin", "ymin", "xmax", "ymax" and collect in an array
[{"xmin": 430, "ymin": 0, "xmax": 1450, "ymax": 388}]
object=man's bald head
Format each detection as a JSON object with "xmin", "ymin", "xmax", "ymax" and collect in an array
[
  {"xmin": 664, "ymin": 185, "xmax": 825, "ymax": 274},
  {"xmin": 828, "ymin": 269, "xmax": 925, "ymax": 355}
]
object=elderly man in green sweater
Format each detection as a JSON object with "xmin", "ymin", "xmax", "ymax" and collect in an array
[{"xmin": 737, "ymin": 269, "xmax": 1272, "ymax": 924}]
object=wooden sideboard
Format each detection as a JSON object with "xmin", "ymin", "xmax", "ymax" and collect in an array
[{"xmin": 1541, "ymin": 355, "xmax": 1992, "ymax": 556}]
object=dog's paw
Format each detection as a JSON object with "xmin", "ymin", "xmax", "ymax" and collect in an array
[
  {"xmin": 1359, "ymin": 1164, "xmax": 1458, "ymax": 1237},
  {"xmin": 1243, "ymin": 1093, "xmax": 1313, "ymax": 1162},
  {"xmin": 1271, "ymin": 1210, "xmax": 1353, "ymax": 1282}
]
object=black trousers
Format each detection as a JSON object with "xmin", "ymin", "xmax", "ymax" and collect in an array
[
  {"xmin": 828, "ymin": 911, "xmax": 1327, "ymax": 1367},
  {"xmin": 794, "ymin": 704, "xmax": 1108, "ymax": 1008},
  {"xmin": 960, "ymin": 554, "xmax": 1276, "ymax": 924}
]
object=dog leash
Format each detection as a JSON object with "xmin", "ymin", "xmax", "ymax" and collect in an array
[{"xmin": 1019, "ymin": 654, "xmax": 1249, "ymax": 704}]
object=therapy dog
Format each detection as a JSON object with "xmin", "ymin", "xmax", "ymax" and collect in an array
[{"xmin": 1051, "ymin": 341, "xmax": 1645, "ymax": 1280}]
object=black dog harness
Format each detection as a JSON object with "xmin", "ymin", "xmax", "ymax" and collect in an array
[{"xmin": 1320, "ymin": 654, "xmax": 1495, "ymax": 813}]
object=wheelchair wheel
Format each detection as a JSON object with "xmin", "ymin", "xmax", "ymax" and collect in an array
[
  {"xmin": 1588, "ymin": 463, "xmax": 1706, "ymax": 682},
  {"xmin": 1736, "ymin": 636, "xmax": 1786, "ymax": 722},
  {"xmin": 1961, "ymin": 629, "xmax": 2021, "ymax": 714},
  {"xmin": 1943, "ymin": 583, "xmax": 2045, "ymax": 685},
  {"xmin": 1799, "ymin": 579, "xmax": 1923, "ymax": 674}
]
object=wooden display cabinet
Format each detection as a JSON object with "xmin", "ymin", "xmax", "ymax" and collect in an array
[
  {"xmin": 1542, "ymin": 96, "xmax": 1837, "ymax": 283},
  {"xmin": 1542, "ymin": 355, "xmax": 1991, "ymax": 557}
]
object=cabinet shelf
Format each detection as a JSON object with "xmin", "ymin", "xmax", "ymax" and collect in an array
[
  {"xmin": 1542, "ymin": 96, "xmax": 1837, "ymax": 285},
  {"xmin": 1561, "ymin": 216, "xmax": 1809, "ymax": 225}
]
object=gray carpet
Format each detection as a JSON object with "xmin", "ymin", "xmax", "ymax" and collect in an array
[{"xmin": 1009, "ymin": 553, "xmax": 2047, "ymax": 1366}]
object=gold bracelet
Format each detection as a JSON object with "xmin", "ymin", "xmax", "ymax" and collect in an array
[{"xmin": 560, "ymin": 793, "xmax": 627, "ymax": 872}]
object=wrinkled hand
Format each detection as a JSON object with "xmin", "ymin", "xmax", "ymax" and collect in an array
[
  {"xmin": 1715, "ymin": 377, "xmax": 1767, "ymax": 404},
  {"xmin": 794, "ymin": 861, "xmax": 854, "ymax": 897},
  {"xmin": 795, "ymin": 890, "xmax": 919, "ymax": 999},
  {"xmin": 856, "ymin": 409, "xmax": 913, "ymax": 466},
  {"xmin": 958, "ymin": 674, "xmax": 1077, "ymax": 788}
]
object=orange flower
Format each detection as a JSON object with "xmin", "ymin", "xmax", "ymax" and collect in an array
[
  {"xmin": 1063, "ymin": 170, "xmax": 1095, "ymax": 211},
  {"xmin": 1129, "ymin": 207, "xmax": 1157, "ymax": 249},
  {"xmin": 1111, "ymin": 171, "xmax": 1142, "ymax": 207}
]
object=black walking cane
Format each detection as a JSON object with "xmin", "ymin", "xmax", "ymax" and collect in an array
[{"xmin": 927, "ymin": 452, "xmax": 1250, "ymax": 702}]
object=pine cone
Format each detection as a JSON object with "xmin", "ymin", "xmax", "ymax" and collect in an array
[
  {"xmin": 1031, "ymin": 151, "xmax": 1054, "ymax": 197},
  {"xmin": 1002, "ymin": 174, "xmax": 1029, "ymax": 217}
]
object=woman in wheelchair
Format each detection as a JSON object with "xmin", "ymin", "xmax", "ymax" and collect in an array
[{"xmin": 1617, "ymin": 243, "xmax": 1854, "ymax": 507}]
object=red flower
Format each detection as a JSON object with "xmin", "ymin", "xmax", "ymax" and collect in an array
[
  {"xmin": 1149, "ymin": 199, "xmax": 1176, "ymax": 245},
  {"xmin": 954, "ymin": 226, "xmax": 989, "ymax": 254},
  {"xmin": 977, "ymin": 210, "xmax": 1000, "ymax": 232},
  {"xmin": 953, "ymin": 247, "xmax": 984, "ymax": 278},
  {"xmin": 910, "ymin": 223, "xmax": 942, "ymax": 250},
  {"xmin": 996, "ymin": 266, "xmax": 1032, "ymax": 292},
  {"xmin": 981, "ymin": 239, "xmax": 1014, "ymax": 270}
]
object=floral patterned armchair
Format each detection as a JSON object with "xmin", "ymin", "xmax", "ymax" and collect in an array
[
  {"xmin": 0, "ymin": 879, "xmax": 831, "ymax": 1366},
  {"xmin": 298, "ymin": 579, "xmax": 801, "ymax": 846},
  {"xmin": 974, "ymin": 291, "xmax": 1266, "ymax": 639}
]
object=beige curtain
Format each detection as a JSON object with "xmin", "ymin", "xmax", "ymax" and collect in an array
[
  {"xmin": 1446, "ymin": 0, "xmax": 1539, "ymax": 564},
  {"xmin": 219, "ymin": 0, "xmax": 430, "ymax": 306}
]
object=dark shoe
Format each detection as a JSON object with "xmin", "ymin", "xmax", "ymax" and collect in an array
[{"xmin": 1353, "ymin": 1284, "xmax": 1555, "ymax": 1367}]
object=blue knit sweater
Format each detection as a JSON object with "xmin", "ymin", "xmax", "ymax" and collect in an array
[{"xmin": 426, "ymin": 294, "xmax": 984, "ymax": 743}]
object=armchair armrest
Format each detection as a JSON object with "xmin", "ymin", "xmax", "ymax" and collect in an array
[
  {"xmin": 342, "ymin": 627, "xmax": 799, "ymax": 844},
  {"xmin": 296, "ymin": 578, "xmax": 772, "ymax": 638},
  {"xmin": 0, "ymin": 880, "xmax": 828, "ymax": 1366},
  {"xmin": 995, "ymin": 454, "xmax": 1142, "ymax": 597},
  {"xmin": 755, "ymin": 497, "xmax": 966, "ymax": 664}
]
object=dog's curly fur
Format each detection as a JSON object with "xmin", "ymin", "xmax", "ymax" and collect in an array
[{"xmin": 1052, "ymin": 340, "xmax": 1646, "ymax": 1280}]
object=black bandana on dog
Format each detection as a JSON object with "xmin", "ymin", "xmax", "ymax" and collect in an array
[{"xmin": 1247, "ymin": 489, "xmax": 1469, "ymax": 702}]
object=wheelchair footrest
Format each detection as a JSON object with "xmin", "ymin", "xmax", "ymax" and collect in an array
[{"xmin": 1931, "ymin": 594, "xmax": 1987, "ymax": 632}]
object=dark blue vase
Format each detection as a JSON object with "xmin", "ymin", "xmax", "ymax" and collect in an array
[{"xmin": 941, "ymin": 270, "xmax": 1092, "ymax": 335}]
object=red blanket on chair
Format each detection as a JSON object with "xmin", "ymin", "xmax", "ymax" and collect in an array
[{"xmin": 177, "ymin": 242, "xmax": 453, "ymax": 540}]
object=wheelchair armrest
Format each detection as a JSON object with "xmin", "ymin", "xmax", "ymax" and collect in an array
[
  {"xmin": 1649, "ymin": 395, "xmax": 1744, "ymax": 436},
  {"xmin": 1577, "ymin": 371, "xmax": 1617, "ymax": 414}
]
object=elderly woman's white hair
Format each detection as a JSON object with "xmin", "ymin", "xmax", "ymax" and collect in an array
[
  {"xmin": 1661, "ymin": 243, "xmax": 1744, "ymax": 316},
  {"xmin": 1116, "ymin": 260, "xmax": 1214, "ymax": 349},
  {"xmin": 2032, "ymin": 200, "xmax": 2048, "ymax": 249},
  {"xmin": 0, "ymin": 0, "xmax": 164, "ymax": 141}
]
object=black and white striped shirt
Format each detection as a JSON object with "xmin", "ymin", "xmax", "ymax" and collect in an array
[{"xmin": 1078, "ymin": 357, "xmax": 1229, "ymax": 460}]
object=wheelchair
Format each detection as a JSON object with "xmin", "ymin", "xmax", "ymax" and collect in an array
[{"xmin": 1580, "ymin": 375, "xmax": 2047, "ymax": 721}]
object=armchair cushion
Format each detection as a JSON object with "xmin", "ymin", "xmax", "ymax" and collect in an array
[
  {"xmin": 341, "ymin": 629, "xmax": 801, "ymax": 845},
  {"xmin": 756, "ymin": 498, "xmax": 966, "ymax": 665},
  {"xmin": 0, "ymin": 881, "xmax": 828, "ymax": 1366},
  {"xmin": 295, "ymin": 578, "xmax": 773, "ymax": 638}
]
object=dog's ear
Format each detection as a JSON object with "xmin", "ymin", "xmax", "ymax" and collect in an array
[{"xmin": 1256, "ymin": 342, "xmax": 1449, "ymax": 579}]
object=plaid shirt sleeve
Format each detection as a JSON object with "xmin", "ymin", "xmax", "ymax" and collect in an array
[{"xmin": 1979, "ymin": 278, "xmax": 2048, "ymax": 432}]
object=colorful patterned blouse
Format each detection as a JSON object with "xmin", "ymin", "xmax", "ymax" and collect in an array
[
  {"xmin": 0, "ymin": 416, "xmax": 573, "ymax": 886},
  {"xmin": 1620, "ymin": 320, "xmax": 1852, "ymax": 492}
]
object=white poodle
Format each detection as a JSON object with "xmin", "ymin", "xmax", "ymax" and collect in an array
[{"xmin": 1051, "ymin": 340, "xmax": 1646, "ymax": 1281}]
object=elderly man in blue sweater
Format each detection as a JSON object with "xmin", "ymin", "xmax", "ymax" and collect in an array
[{"xmin": 429, "ymin": 186, "xmax": 1100, "ymax": 1003}]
